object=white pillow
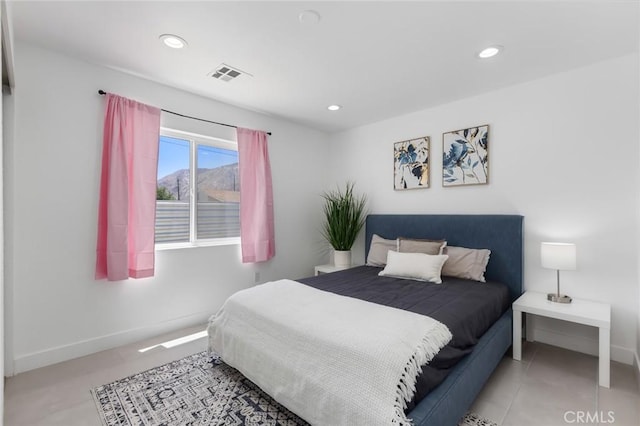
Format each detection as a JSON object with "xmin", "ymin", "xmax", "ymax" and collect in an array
[{"xmin": 378, "ymin": 250, "xmax": 449, "ymax": 284}]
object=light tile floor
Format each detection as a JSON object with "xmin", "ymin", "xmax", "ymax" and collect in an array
[
  {"xmin": 4, "ymin": 327, "xmax": 639, "ymax": 425},
  {"xmin": 470, "ymin": 341, "xmax": 640, "ymax": 426}
]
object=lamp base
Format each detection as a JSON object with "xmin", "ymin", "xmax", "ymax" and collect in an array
[{"xmin": 547, "ymin": 293, "xmax": 572, "ymax": 303}]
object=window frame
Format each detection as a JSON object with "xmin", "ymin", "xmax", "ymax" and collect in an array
[{"xmin": 155, "ymin": 127, "xmax": 241, "ymax": 250}]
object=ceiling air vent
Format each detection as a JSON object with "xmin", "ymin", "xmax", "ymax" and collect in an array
[{"xmin": 209, "ymin": 64, "xmax": 252, "ymax": 82}]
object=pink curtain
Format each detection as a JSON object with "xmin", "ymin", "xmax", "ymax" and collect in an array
[
  {"xmin": 95, "ymin": 94, "xmax": 161, "ymax": 281},
  {"xmin": 237, "ymin": 128, "xmax": 275, "ymax": 263}
]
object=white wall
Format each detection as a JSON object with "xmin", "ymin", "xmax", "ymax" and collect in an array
[
  {"xmin": 3, "ymin": 80, "xmax": 12, "ymax": 383},
  {"xmin": 0, "ymin": 1, "xmax": 5, "ymax": 418},
  {"xmin": 637, "ymin": 33, "xmax": 640, "ymax": 380},
  {"xmin": 5, "ymin": 43, "xmax": 638, "ymax": 375},
  {"xmin": 5, "ymin": 42, "xmax": 330, "ymax": 373},
  {"xmin": 328, "ymin": 54, "xmax": 640, "ymax": 364}
]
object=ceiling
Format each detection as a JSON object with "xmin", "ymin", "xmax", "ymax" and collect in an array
[{"xmin": 8, "ymin": 1, "xmax": 639, "ymax": 133}]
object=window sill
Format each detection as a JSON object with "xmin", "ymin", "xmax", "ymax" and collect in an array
[{"xmin": 155, "ymin": 237, "xmax": 240, "ymax": 251}]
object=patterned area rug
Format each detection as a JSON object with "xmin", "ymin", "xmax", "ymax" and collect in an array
[{"xmin": 92, "ymin": 351, "xmax": 498, "ymax": 426}]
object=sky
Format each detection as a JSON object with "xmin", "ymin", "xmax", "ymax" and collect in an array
[{"xmin": 157, "ymin": 135, "xmax": 238, "ymax": 179}]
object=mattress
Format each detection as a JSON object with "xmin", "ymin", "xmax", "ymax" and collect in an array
[{"xmin": 297, "ymin": 265, "xmax": 510, "ymax": 409}]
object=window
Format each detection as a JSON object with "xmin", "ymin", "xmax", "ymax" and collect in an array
[{"xmin": 155, "ymin": 128, "xmax": 240, "ymax": 247}]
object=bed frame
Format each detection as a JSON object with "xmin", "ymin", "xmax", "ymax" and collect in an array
[{"xmin": 365, "ymin": 214, "xmax": 524, "ymax": 426}]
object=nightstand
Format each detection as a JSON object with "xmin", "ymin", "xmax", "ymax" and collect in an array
[
  {"xmin": 512, "ymin": 291, "xmax": 611, "ymax": 387},
  {"xmin": 314, "ymin": 264, "xmax": 354, "ymax": 276}
]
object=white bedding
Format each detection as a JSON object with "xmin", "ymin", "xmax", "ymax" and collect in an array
[{"xmin": 207, "ymin": 279, "xmax": 452, "ymax": 425}]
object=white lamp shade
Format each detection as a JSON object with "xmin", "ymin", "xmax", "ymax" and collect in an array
[{"xmin": 541, "ymin": 242, "xmax": 576, "ymax": 270}]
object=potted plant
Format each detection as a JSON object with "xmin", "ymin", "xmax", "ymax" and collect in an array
[{"xmin": 321, "ymin": 182, "xmax": 368, "ymax": 268}]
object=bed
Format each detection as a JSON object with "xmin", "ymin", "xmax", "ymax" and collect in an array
[
  {"xmin": 209, "ymin": 214, "xmax": 523, "ymax": 425},
  {"xmin": 357, "ymin": 214, "xmax": 524, "ymax": 426}
]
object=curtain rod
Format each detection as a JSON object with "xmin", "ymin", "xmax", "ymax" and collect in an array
[{"xmin": 97, "ymin": 90, "xmax": 272, "ymax": 136}]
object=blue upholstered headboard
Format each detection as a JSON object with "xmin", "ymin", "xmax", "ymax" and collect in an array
[{"xmin": 365, "ymin": 214, "xmax": 524, "ymax": 302}]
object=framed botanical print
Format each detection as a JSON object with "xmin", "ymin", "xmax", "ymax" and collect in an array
[
  {"xmin": 442, "ymin": 125, "xmax": 489, "ymax": 187},
  {"xmin": 394, "ymin": 136, "xmax": 430, "ymax": 190}
]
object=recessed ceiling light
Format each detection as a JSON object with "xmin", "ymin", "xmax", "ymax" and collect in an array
[
  {"xmin": 327, "ymin": 105, "xmax": 341, "ymax": 111},
  {"xmin": 299, "ymin": 10, "xmax": 321, "ymax": 25},
  {"xmin": 159, "ymin": 34, "xmax": 188, "ymax": 49},
  {"xmin": 478, "ymin": 45, "xmax": 502, "ymax": 59}
]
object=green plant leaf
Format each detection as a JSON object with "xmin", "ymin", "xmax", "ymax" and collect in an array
[{"xmin": 320, "ymin": 181, "xmax": 368, "ymax": 251}]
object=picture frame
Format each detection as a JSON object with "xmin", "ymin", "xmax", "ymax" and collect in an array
[
  {"xmin": 442, "ymin": 125, "xmax": 489, "ymax": 187},
  {"xmin": 394, "ymin": 136, "xmax": 430, "ymax": 190}
]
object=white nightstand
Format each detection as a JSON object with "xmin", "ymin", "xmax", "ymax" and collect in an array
[
  {"xmin": 512, "ymin": 291, "xmax": 611, "ymax": 388},
  {"xmin": 314, "ymin": 264, "xmax": 354, "ymax": 276}
]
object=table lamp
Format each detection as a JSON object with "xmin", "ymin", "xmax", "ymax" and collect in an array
[{"xmin": 541, "ymin": 242, "xmax": 576, "ymax": 303}]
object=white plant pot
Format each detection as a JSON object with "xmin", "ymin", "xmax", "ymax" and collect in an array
[{"xmin": 333, "ymin": 250, "xmax": 352, "ymax": 268}]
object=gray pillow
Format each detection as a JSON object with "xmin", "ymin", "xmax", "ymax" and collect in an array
[
  {"xmin": 398, "ymin": 238, "xmax": 446, "ymax": 255},
  {"xmin": 366, "ymin": 234, "xmax": 397, "ymax": 267},
  {"xmin": 442, "ymin": 246, "xmax": 491, "ymax": 282}
]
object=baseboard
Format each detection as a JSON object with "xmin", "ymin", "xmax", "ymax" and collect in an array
[
  {"xmin": 12, "ymin": 310, "xmax": 212, "ymax": 374},
  {"xmin": 533, "ymin": 328, "xmax": 635, "ymax": 365}
]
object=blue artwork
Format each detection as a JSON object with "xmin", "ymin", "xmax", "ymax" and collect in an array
[
  {"xmin": 394, "ymin": 137, "xmax": 430, "ymax": 190},
  {"xmin": 442, "ymin": 125, "xmax": 489, "ymax": 187}
]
